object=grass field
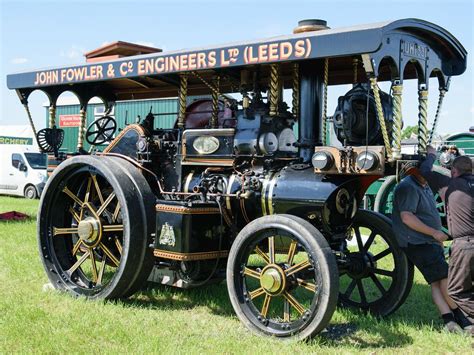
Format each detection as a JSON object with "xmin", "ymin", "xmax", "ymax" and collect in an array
[{"xmin": 0, "ymin": 195, "xmax": 471, "ymax": 354}]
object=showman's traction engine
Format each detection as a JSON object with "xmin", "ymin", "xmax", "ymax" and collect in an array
[{"xmin": 7, "ymin": 18, "xmax": 467, "ymax": 339}]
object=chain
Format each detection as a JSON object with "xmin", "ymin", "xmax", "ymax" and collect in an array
[
  {"xmin": 177, "ymin": 73, "xmax": 188, "ymax": 129},
  {"xmin": 417, "ymin": 88, "xmax": 429, "ymax": 154},
  {"xmin": 292, "ymin": 63, "xmax": 299, "ymax": 120},
  {"xmin": 269, "ymin": 64, "xmax": 279, "ymax": 116},
  {"xmin": 369, "ymin": 77, "xmax": 392, "ymax": 157},
  {"xmin": 428, "ymin": 78, "xmax": 450, "ymax": 144},
  {"xmin": 22, "ymin": 102, "xmax": 39, "ymax": 148},
  {"xmin": 390, "ymin": 84, "xmax": 403, "ymax": 160},
  {"xmin": 211, "ymin": 75, "xmax": 220, "ymax": 128},
  {"xmin": 322, "ymin": 58, "xmax": 329, "ymax": 145}
]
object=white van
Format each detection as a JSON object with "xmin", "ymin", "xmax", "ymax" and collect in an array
[{"xmin": 0, "ymin": 135, "xmax": 48, "ymax": 199}]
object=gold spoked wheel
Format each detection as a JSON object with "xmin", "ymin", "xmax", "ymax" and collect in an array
[
  {"xmin": 38, "ymin": 156, "xmax": 154, "ymax": 299},
  {"xmin": 227, "ymin": 214, "xmax": 338, "ymax": 340},
  {"xmin": 52, "ymin": 174, "xmax": 124, "ymax": 286}
]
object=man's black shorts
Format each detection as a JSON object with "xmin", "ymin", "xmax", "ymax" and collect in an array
[{"xmin": 401, "ymin": 243, "xmax": 448, "ymax": 284}]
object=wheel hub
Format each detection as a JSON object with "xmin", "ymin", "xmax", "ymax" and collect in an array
[
  {"xmin": 346, "ymin": 252, "xmax": 374, "ymax": 279},
  {"xmin": 78, "ymin": 217, "xmax": 101, "ymax": 247},
  {"xmin": 260, "ymin": 265, "xmax": 286, "ymax": 295}
]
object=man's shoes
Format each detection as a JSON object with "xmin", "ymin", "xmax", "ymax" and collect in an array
[{"xmin": 444, "ymin": 320, "xmax": 464, "ymax": 334}]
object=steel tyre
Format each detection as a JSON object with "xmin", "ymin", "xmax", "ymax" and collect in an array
[
  {"xmin": 38, "ymin": 155, "xmax": 152, "ymax": 299},
  {"xmin": 227, "ymin": 214, "xmax": 339, "ymax": 340}
]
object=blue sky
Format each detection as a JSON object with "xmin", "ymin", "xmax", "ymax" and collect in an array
[{"xmin": 1, "ymin": 0, "xmax": 472, "ymax": 135}]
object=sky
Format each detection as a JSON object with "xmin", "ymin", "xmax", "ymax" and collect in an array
[{"xmin": 0, "ymin": 0, "xmax": 473, "ymax": 136}]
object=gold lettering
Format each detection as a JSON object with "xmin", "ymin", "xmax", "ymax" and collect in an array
[
  {"xmin": 197, "ymin": 53, "xmax": 207, "ymax": 68},
  {"xmin": 208, "ymin": 51, "xmax": 216, "ymax": 67},
  {"xmin": 188, "ymin": 53, "xmax": 197, "ymax": 70},
  {"xmin": 268, "ymin": 43, "xmax": 278, "ymax": 61},
  {"xmin": 96, "ymin": 65, "xmax": 103, "ymax": 79},
  {"xmin": 145, "ymin": 59, "xmax": 154, "ymax": 74},
  {"xmin": 247, "ymin": 47, "xmax": 258, "ymax": 64},
  {"xmin": 137, "ymin": 60, "xmax": 145, "ymax": 75},
  {"xmin": 180, "ymin": 55, "xmax": 188, "ymax": 70},
  {"xmin": 221, "ymin": 49, "xmax": 230, "ymax": 66},
  {"xmin": 155, "ymin": 58, "xmax": 165, "ymax": 73},
  {"xmin": 169, "ymin": 56, "xmax": 179, "ymax": 71},
  {"xmin": 119, "ymin": 62, "xmax": 128, "ymax": 76},
  {"xmin": 258, "ymin": 44, "xmax": 268, "ymax": 62},
  {"xmin": 280, "ymin": 42, "xmax": 292, "ymax": 60},
  {"xmin": 66, "ymin": 69, "xmax": 74, "ymax": 81},
  {"xmin": 295, "ymin": 40, "xmax": 305, "ymax": 58}
]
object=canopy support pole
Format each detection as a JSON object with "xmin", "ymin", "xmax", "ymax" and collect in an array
[
  {"xmin": 177, "ymin": 73, "xmax": 188, "ymax": 129},
  {"xmin": 76, "ymin": 105, "xmax": 87, "ymax": 152},
  {"xmin": 417, "ymin": 85, "xmax": 429, "ymax": 155},
  {"xmin": 269, "ymin": 64, "xmax": 280, "ymax": 117},
  {"xmin": 49, "ymin": 104, "xmax": 57, "ymax": 128},
  {"xmin": 292, "ymin": 63, "xmax": 299, "ymax": 121},
  {"xmin": 390, "ymin": 82, "xmax": 403, "ymax": 160}
]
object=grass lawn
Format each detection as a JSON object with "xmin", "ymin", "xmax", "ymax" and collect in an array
[{"xmin": 0, "ymin": 195, "xmax": 471, "ymax": 353}]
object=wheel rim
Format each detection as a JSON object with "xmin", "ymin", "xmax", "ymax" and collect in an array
[
  {"xmin": 339, "ymin": 217, "xmax": 401, "ymax": 312},
  {"xmin": 45, "ymin": 168, "xmax": 124, "ymax": 292},
  {"xmin": 26, "ymin": 188, "xmax": 35, "ymax": 198},
  {"xmin": 234, "ymin": 227, "xmax": 323, "ymax": 335}
]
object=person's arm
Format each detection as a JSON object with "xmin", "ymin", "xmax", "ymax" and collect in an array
[
  {"xmin": 400, "ymin": 211, "xmax": 448, "ymax": 242},
  {"xmin": 419, "ymin": 145, "xmax": 450, "ymax": 200}
]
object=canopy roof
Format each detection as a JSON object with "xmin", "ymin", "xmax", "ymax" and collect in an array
[{"xmin": 7, "ymin": 18, "xmax": 467, "ymax": 104}]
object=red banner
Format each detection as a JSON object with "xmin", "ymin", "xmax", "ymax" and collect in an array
[{"xmin": 59, "ymin": 114, "xmax": 81, "ymax": 127}]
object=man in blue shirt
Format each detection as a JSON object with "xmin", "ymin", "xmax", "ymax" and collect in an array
[{"xmin": 392, "ymin": 167, "xmax": 463, "ymax": 333}]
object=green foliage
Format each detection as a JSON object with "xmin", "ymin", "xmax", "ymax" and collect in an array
[
  {"xmin": 402, "ymin": 125, "xmax": 418, "ymax": 140},
  {"xmin": 0, "ymin": 196, "xmax": 471, "ymax": 353}
]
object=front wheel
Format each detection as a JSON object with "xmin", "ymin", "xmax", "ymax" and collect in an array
[{"xmin": 227, "ymin": 214, "xmax": 339, "ymax": 340}]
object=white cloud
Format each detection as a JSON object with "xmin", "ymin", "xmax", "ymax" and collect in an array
[
  {"xmin": 11, "ymin": 57, "xmax": 28, "ymax": 64},
  {"xmin": 470, "ymin": 106, "xmax": 474, "ymax": 114},
  {"xmin": 60, "ymin": 45, "xmax": 86, "ymax": 59}
]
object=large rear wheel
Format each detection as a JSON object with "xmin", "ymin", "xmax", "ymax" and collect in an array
[
  {"xmin": 227, "ymin": 214, "xmax": 338, "ymax": 340},
  {"xmin": 338, "ymin": 210, "xmax": 414, "ymax": 316},
  {"xmin": 38, "ymin": 156, "xmax": 154, "ymax": 299}
]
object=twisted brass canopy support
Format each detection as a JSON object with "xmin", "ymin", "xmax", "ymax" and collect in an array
[
  {"xmin": 292, "ymin": 63, "xmax": 299, "ymax": 120},
  {"xmin": 49, "ymin": 104, "xmax": 57, "ymax": 128},
  {"xmin": 177, "ymin": 73, "xmax": 188, "ymax": 129},
  {"xmin": 417, "ymin": 88, "xmax": 429, "ymax": 155},
  {"xmin": 369, "ymin": 77, "xmax": 392, "ymax": 157},
  {"xmin": 390, "ymin": 84, "xmax": 403, "ymax": 160},
  {"xmin": 76, "ymin": 107, "xmax": 87, "ymax": 151},
  {"xmin": 269, "ymin": 64, "xmax": 280, "ymax": 116}
]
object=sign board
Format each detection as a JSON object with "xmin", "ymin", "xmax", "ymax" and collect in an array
[
  {"xmin": 0, "ymin": 136, "xmax": 33, "ymax": 145},
  {"xmin": 59, "ymin": 114, "xmax": 82, "ymax": 127}
]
